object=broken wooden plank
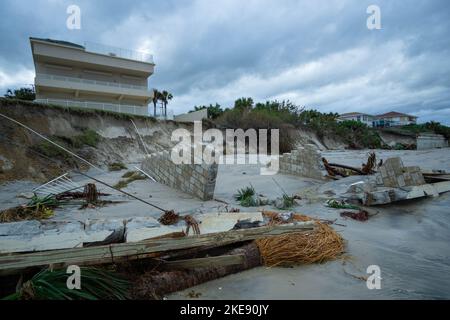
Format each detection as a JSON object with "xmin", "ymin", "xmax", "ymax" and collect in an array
[
  {"xmin": 164, "ymin": 254, "xmax": 245, "ymax": 270},
  {"xmin": 0, "ymin": 222, "xmax": 315, "ymax": 275}
]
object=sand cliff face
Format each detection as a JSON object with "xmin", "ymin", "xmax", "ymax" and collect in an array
[
  {"xmin": 0, "ymin": 100, "xmax": 414, "ymax": 184},
  {"xmin": 0, "ymin": 100, "xmax": 191, "ymax": 183}
]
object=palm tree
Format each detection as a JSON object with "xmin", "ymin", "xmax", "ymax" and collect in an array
[
  {"xmin": 151, "ymin": 89, "xmax": 160, "ymax": 117},
  {"xmin": 160, "ymin": 90, "xmax": 173, "ymax": 118}
]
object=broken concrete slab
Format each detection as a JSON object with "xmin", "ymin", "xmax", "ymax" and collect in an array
[
  {"xmin": 362, "ymin": 181, "xmax": 450, "ymax": 205},
  {"xmin": 433, "ymin": 181, "xmax": 450, "ymax": 193},
  {"xmin": 195, "ymin": 212, "xmax": 264, "ymax": 234},
  {"xmin": 124, "ymin": 216, "xmax": 184, "ymax": 243},
  {"xmin": 0, "ymin": 219, "xmax": 125, "ymax": 254}
]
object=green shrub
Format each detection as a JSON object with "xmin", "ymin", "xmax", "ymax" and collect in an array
[
  {"xmin": 122, "ymin": 171, "xmax": 135, "ymax": 178},
  {"xmin": 234, "ymin": 185, "xmax": 257, "ymax": 207},
  {"xmin": 108, "ymin": 162, "xmax": 127, "ymax": 171},
  {"xmin": 333, "ymin": 120, "xmax": 382, "ymax": 149},
  {"xmin": 74, "ymin": 129, "xmax": 100, "ymax": 147},
  {"xmin": 32, "ymin": 140, "xmax": 69, "ymax": 159},
  {"xmin": 216, "ymin": 101, "xmax": 300, "ymax": 153},
  {"xmin": 113, "ymin": 180, "xmax": 129, "ymax": 189},
  {"xmin": 114, "ymin": 171, "xmax": 146, "ymax": 189},
  {"xmin": 401, "ymin": 122, "xmax": 450, "ymax": 140},
  {"xmin": 59, "ymin": 129, "xmax": 101, "ymax": 148}
]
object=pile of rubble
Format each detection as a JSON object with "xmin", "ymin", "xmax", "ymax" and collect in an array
[{"xmin": 328, "ymin": 156, "xmax": 450, "ymax": 206}]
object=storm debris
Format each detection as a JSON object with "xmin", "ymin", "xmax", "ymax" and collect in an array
[{"xmin": 340, "ymin": 210, "xmax": 369, "ymax": 222}]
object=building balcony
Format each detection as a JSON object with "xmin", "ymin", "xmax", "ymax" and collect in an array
[
  {"xmin": 34, "ymin": 98, "xmax": 150, "ymax": 117},
  {"xmin": 35, "ymin": 73, "xmax": 153, "ymax": 102}
]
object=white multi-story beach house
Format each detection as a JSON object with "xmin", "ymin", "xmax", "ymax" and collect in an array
[{"xmin": 30, "ymin": 37, "xmax": 155, "ymax": 116}]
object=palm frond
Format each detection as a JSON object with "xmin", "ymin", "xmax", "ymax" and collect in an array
[{"xmin": 2, "ymin": 267, "xmax": 129, "ymax": 300}]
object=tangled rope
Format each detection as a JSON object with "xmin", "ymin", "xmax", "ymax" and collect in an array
[{"xmin": 255, "ymin": 211, "xmax": 345, "ymax": 267}]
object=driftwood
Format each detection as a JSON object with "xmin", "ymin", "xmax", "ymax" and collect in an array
[
  {"xmin": 130, "ymin": 242, "xmax": 262, "ymax": 299},
  {"xmin": 0, "ymin": 222, "xmax": 314, "ymax": 275},
  {"xmin": 361, "ymin": 152, "xmax": 377, "ymax": 174},
  {"xmin": 327, "ymin": 162, "xmax": 365, "ymax": 175}
]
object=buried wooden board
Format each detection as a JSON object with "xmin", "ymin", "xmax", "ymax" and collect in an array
[{"xmin": 0, "ymin": 222, "xmax": 315, "ymax": 275}]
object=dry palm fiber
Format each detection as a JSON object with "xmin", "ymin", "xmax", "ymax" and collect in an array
[
  {"xmin": 158, "ymin": 210, "xmax": 180, "ymax": 225},
  {"xmin": 255, "ymin": 211, "xmax": 345, "ymax": 267}
]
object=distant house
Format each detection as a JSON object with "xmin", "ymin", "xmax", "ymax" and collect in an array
[
  {"xmin": 374, "ymin": 111, "xmax": 417, "ymax": 127},
  {"xmin": 339, "ymin": 111, "xmax": 418, "ymax": 128},
  {"xmin": 30, "ymin": 37, "xmax": 155, "ymax": 117},
  {"xmin": 338, "ymin": 112, "xmax": 375, "ymax": 127}
]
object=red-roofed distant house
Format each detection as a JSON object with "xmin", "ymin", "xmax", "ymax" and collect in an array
[{"xmin": 374, "ymin": 111, "xmax": 417, "ymax": 127}]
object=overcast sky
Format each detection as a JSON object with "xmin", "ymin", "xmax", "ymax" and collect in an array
[{"xmin": 0, "ymin": 0, "xmax": 449, "ymax": 124}]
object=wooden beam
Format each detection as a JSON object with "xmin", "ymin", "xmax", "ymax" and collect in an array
[
  {"xmin": 0, "ymin": 222, "xmax": 314, "ymax": 275},
  {"xmin": 164, "ymin": 254, "xmax": 245, "ymax": 270}
]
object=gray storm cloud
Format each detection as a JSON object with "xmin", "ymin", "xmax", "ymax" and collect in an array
[{"xmin": 0, "ymin": 0, "xmax": 449, "ymax": 124}]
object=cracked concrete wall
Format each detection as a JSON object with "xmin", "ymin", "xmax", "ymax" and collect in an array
[
  {"xmin": 279, "ymin": 144, "xmax": 326, "ymax": 180},
  {"xmin": 376, "ymin": 157, "xmax": 425, "ymax": 188},
  {"xmin": 141, "ymin": 150, "xmax": 218, "ymax": 200},
  {"xmin": 417, "ymin": 133, "xmax": 448, "ymax": 150}
]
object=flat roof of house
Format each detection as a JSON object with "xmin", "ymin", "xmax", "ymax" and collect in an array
[
  {"xmin": 30, "ymin": 37, "xmax": 154, "ymax": 65},
  {"xmin": 30, "ymin": 37, "xmax": 85, "ymax": 50}
]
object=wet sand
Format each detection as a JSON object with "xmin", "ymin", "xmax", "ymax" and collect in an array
[{"xmin": 1, "ymin": 148, "xmax": 449, "ymax": 299}]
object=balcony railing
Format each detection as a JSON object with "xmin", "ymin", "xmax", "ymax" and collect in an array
[
  {"xmin": 34, "ymin": 98, "xmax": 150, "ymax": 117},
  {"xmin": 84, "ymin": 41, "xmax": 154, "ymax": 64},
  {"xmin": 36, "ymin": 73, "xmax": 149, "ymax": 91}
]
